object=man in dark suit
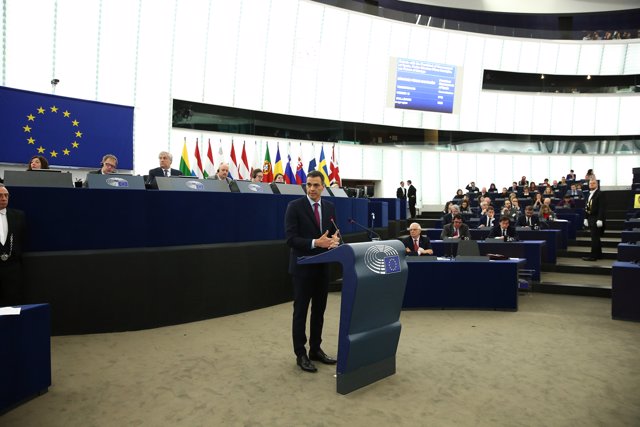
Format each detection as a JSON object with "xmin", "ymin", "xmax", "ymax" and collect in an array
[
  {"xmin": 211, "ymin": 163, "xmax": 233, "ymax": 184},
  {"xmin": 83, "ymin": 154, "xmax": 118, "ymax": 187},
  {"xmin": 478, "ymin": 206, "xmax": 496, "ymax": 228},
  {"xmin": 396, "ymin": 181, "xmax": 406, "ymax": 200},
  {"xmin": 401, "ymin": 222, "xmax": 433, "ymax": 256},
  {"xmin": 583, "ymin": 179, "xmax": 605, "ymax": 261},
  {"xmin": 441, "ymin": 214, "xmax": 470, "ymax": 239},
  {"xmin": 488, "ymin": 216, "xmax": 518, "ymax": 241},
  {"xmin": 285, "ymin": 170, "xmax": 340, "ymax": 373},
  {"xmin": 407, "ymin": 180, "xmax": 417, "ymax": 218},
  {"xmin": 517, "ymin": 206, "xmax": 540, "ymax": 228},
  {"xmin": 147, "ymin": 151, "xmax": 183, "ymax": 188},
  {"xmin": 0, "ymin": 185, "xmax": 27, "ymax": 307}
]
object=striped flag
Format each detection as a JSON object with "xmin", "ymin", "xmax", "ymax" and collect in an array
[
  {"xmin": 329, "ymin": 144, "xmax": 341, "ymax": 186},
  {"xmin": 274, "ymin": 143, "xmax": 284, "ymax": 178},
  {"xmin": 318, "ymin": 145, "xmax": 330, "ymax": 185},
  {"xmin": 179, "ymin": 138, "xmax": 192, "ymax": 176},
  {"xmin": 296, "ymin": 144, "xmax": 306, "ymax": 184},
  {"xmin": 229, "ymin": 141, "xmax": 239, "ymax": 180},
  {"xmin": 284, "ymin": 151, "xmax": 296, "ymax": 184},
  {"xmin": 239, "ymin": 141, "xmax": 250, "ymax": 180},
  {"xmin": 204, "ymin": 139, "xmax": 215, "ymax": 178},
  {"xmin": 193, "ymin": 138, "xmax": 204, "ymax": 178}
]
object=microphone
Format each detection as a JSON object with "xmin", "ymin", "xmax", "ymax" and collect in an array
[
  {"xmin": 330, "ymin": 217, "xmax": 343, "ymax": 246},
  {"xmin": 348, "ymin": 218, "xmax": 381, "ymax": 241}
]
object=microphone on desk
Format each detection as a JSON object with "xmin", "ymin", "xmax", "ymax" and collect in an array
[
  {"xmin": 348, "ymin": 218, "xmax": 381, "ymax": 241},
  {"xmin": 330, "ymin": 217, "xmax": 343, "ymax": 246}
]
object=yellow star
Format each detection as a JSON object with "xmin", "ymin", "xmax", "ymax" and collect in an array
[
  {"xmin": 27, "ymin": 114, "xmax": 35, "ymax": 121},
  {"xmin": 37, "ymin": 146, "xmax": 46, "ymax": 153},
  {"xmin": 63, "ymin": 110, "xmax": 71, "ymax": 117},
  {"xmin": 37, "ymin": 107, "xmax": 45, "ymax": 114},
  {"xmin": 27, "ymin": 137, "xmax": 35, "ymax": 144},
  {"xmin": 50, "ymin": 150, "xmax": 58, "ymax": 157},
  {"xmin": 72, "ymin": 119, "xmax": 79, "ymax": 127},
  {"xmin": 50, "ymin": 106, "xmax": 58, "ymax": 113},
  {"xmin": 63, "ymin": 148, "xmax": 70, "ymax": 155},
  {"xmin": 71, "ymin": 141, "xmax": 79, "ymax": 148},
  {"xmin": 23, "ymin": 125, "xmax": 32, "ymax": 132},
  {"xmin": 75, "ymin": 131, "xmax": 83, "ymax": 138}
]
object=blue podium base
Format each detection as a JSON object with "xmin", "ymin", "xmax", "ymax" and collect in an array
[{"xmin": 337, "ymin": 356, "xmax": 396, "ymax": 395}]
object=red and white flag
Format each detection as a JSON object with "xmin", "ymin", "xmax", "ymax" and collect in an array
[
  {"xmin": 193, "ymin": 138, "xmax": 204, "ymax": 178},
  {"xmin": 229, "ymin": 141, "xmax": 239, "ymax": 180},
  {"xmin": 330, "ymin": 144, "xmax": 341, "ymax": 186},
  {"xmin": 204, "ymin": 139, "xmax": 215, "ymax": 178},
  {"xmin": 239, "ymin": 141, "xmax": 250, "ymax": 180}
]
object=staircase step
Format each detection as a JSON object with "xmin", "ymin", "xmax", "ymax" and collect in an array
[
  {"xmin": 535, "ymin": 271, "xmax": 611, "ymax": 297},
  {"xmin": 542, "ymin": 256, "xmax": 613, "ymax": 275},
  {"xmin": 572, "ymin": 238, "xmax": 619, "ymax": 248},
  {"xmin": 576, "ymin": 230, "xmax": 621, "ymax": 238},
  {"xmin": 558, "ymin": 248, "xmax": 617, "ymax": 260}
]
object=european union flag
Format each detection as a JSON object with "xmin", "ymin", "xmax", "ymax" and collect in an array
[
  {"xmin": 0, "ymin": 86, "xmax": 134, "ymax": 169},
  {"xmin": 384, "ymin": 255, "xmax": 401, "ymax": 274}
]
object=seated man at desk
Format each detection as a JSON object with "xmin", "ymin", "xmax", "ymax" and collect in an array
[
  {"xmin": 555, "ymin": 194, "xmax": 575, "ymax": 209},
  {"xmin": 478, "ymin": 206, "xmax": 496, "ymax": 228},
  {"xmin": 517, "ymin": 205, "xmax": 540, "ymax": 228},
  {"xmin": 441, "ymin": 214, "xmax": 471, "ymax": 239},
  {"xmin": 83, "ymin": 154, "xmax": 118, "ymax": 187},
  {"xmin": 488, "ymin": 216, "xmax": 519, "ymax": 241},
  {"xmin": 211, "ymin": 163, "xmax": 233, "ymax": 184},
  {"xmin": 147, "ymin": 151, "xmax": 183, "ymax": 188},
  {"xmin": 401, "ymin": 222, "xmax": 433, "ymax": 256}
]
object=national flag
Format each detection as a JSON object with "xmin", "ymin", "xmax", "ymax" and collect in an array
[
  {"xmin": 295, "ymin": 144, "xmax": 306, "ymax": 184},
  {"xmin": 274, "ymin": 143, "xmax": 284, "ymax": 177},
  {"xmin": 204, "ymin": 139, "xmax": 215, "ymax": 178},
  {"xmin": 262, "ymin": 143, "xmax": 273, "ymax": 182},
  {"xmin": 216, "ymin": 140, "xmax": 225, "ymax": 166},
  {"xmin": 284, "ymin": 153, "xmax": 296, "ymax": 184},
  {"xmin": 330, "ymin": 144, "xmax": 341, "ymax": 186},
  {"xmin": 307, "ymin": 144, "xmax": 317, "ymax": 173},
  {"xmin": 229, "ymin": 141, "xmax": 239, "ymax": 180},
  {"xmin": 318, "ymin": 145, "xmax": 330, "ymax": 185},
  {"xmin": 252, "ymin": 141, "xmax": 261, "ymax": 173},
  {"xmin": 239, "ymin": 141, "xmax": 250, "ymax": 180},
  {"xmin": 0, "ymin": 86, "xmax": 134, "ymax": 169},
  {"xmin": 193, "ymin": 138, "xmax": 204, "ymax": 178},
  {"xmin": 179, "ymin": 138, "xmax": 191, "ymax": 176}
]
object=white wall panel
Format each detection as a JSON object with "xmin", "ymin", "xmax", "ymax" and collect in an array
[
  {"xmin": 475, "ymin": 154, "xmax": 496, "ymax": 190},
  {"xmin": 495, "ymin": 93, "xmax": 516, "ymax": 134},
  {"xmin": 421, "ymin": 151, "xmax": 441, "ymax": 205},
  {"xmin": 482, "ymin": 38, "xmax": 503, "ymax": 70},
  {"xmin": 500, "ymin": 40, "xmax": 521, "ymax": 72},
  {"xmin": 570, "ymin": 156, "xmax": 594, "ymax": 181},
  {"xmin": 172, "ymin": 0, "xmax": 209, "ymax": 102},
  {"xmin": 512, "ymin": 156, "xmax": 532, "ymax": 184},
  {"xmin": 550, "ymin": 97, "xmax": 574, "ymax": 135},
  {"xmin": 537, "ymin": 43, "xmax": 559, "ymax": 74},
  {"xmin": 493, "ymin": 154, "xmax": 514, "ymax": 191},
  {"xmin": 616, "ymin": 155, "xmax": 639, "ymax": 186},
  {"xmin": 362, "ymin": 145, "xmax": 383, "ymax": 179},
  {"xmin": 315, "ymin": 7, "xmax": 348, "ymax": 120},
  {"xmin": 571, "ymin": 97, "xmax": 597, "ymax": 135},
  {"xmin": 594, "ymin": 97, "xmax": 620, "ymax": 135},
  {"xmin": 577, "ymin": 44, "xmax": 603, "ymax": 75},
  {"xmin": 513, "ymin": 95, "xmax": 534, "ymax": 135},
  {"xmin": 426, "ymin": 29, "xmax": 448, "ymax": 64},
  {"xmin": 518, "ymin": 42, "xmax": 540, "ymax": 72},
  {"xmin": 457, "ymin": 153, "xmax": 477, "ymax": 191},
  {"xmin": 476, "ymin": 92, "xmax": 497, "ymax": 133},
  {"xmin": 531, "ymin": 155, "xmax": 550, "ymax": 185},
  {"xmin": 623, "ymin": 43, "xmax": 640, "ymax": 74},
  {"xmin": 439, "ymin": 152, "xmax": 460, "ymax": 201},
  {"xmin": 340, "ymin": 13, "xmax": 370, "ymax": 123},
  {"xmin": 549, "ymin": 155, "xmax": 571, "ymax": 182},
  {"xmin": 363, "ymin": 20, "xmax": 392, "ymax": 125},
  {"xmin": 458, "ymin": 36, "xmax": 484, "ymax": 131},
  {"xmin": 339, "ymin": 145, "xmax": 363, "ymax": 179},
  {"xmin": 617, "ymin": 97, "xmax": 640, "ymax": 135},
  {"xmin": 531, "ymin": 96, "xmax": 553, "ymax": 135},
  {"xmin": 600, "ymin": 44, "xmax": 626, "ymax": 74},
  {"xmin": 556, "ymin": 44, "xmax": 579, "ymax": 74},
  {"xmin": 381, "ymin": 148, "xmax": 401, "ymax": 197},
  {"xmin": 593, "ymin": 155, "xmax": 616, "ymax": 186}
]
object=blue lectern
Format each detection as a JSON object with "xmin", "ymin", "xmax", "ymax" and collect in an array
[{"xmin": 298, "ymin": 240, "xmax": 408, "ymax": 394}]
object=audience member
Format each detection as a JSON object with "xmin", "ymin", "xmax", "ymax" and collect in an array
[
  {"xmin": 441, "ymin": 214, "xmax": 470, "ymax": 239},
  {"xmin": 555, "ymin": 195, "xmax": 575, "ymax": 209},
  {"xmin": 459, "ymin": 200, "xmax": 472, "ymax": 214},
  {"xmin": 566, "ymin": 184, "xmax": 582, "ymax": 198},
  {"xmin": 488, "ymin": 216, "xmax": 518, "ymax": 241},
  {"xmin": 488, "ymin": 183, "xmax": 498, "ymax": 193},
  {"xmin": 401, "ymin": 223, "xmax": 433, "ymax": 256},
  {"xmin": 528, "ymin": 182, "xmax": 538, "ymax": 193},
  {"xmin": 532, "ymin": 193, "xmax": 543, "ymax": 210},
  {"xmin": 27, "ymin": 155, "xmax": 49, "ymax": 171},
  {"xmin": 442, "ymin": 204, "xmax": 460, "ymax": 225},
  {"xmin": 566, "ymin": 169, "xmax": 576, "ymax": 180},
  {"xmin": 518, "ymin": 176, "xmax": 528, "ymax": 186},
  {"xmin": 465, "ymin": 182, "xmax": 478, "ymax": 193},
  {"xmin": 517, "ymin": 206, "xmax": 540, "ymax": 228},
  {"xmin": 442, "ymin": 201, "xmax": 451, "ymax": 215},
  {"xmin": 453, "ymin": 189, "xmax": 464, "ymax": 200},
  {"xmin": 539, "ymin": 203, "xmax": 556, "ymax": 221},
  {"xmin": 585, "ymin": 169, "xmax": 596, "ymax": 181},
  {"xmin": 499, "ymin": 187, "xmax": 509, "ymax": 198},
  {"xmin": 478, "ymin": 206, "xmax": 496, "ymax": 228}
]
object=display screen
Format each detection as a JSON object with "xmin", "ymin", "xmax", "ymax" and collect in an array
[{"xmin": 393, "ymin": 58, "xmax": 457, "ymax": 113}]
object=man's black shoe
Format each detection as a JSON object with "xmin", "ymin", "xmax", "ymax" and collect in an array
[
  {"xmin": 582, "ymin": 257, "xmax": 598, "ymax": 261},
  {"xmin": 296, "ymin": 355, "xmax": 317, "ymax": 373},
  {"xmin": 309, "ymin": 349, "xmax": 337, "ymax": 365}
]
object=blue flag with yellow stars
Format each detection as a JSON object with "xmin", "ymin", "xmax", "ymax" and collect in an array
[{"xmin": 0, "ymin": 86, "xmax": 134, "ymax": 169}]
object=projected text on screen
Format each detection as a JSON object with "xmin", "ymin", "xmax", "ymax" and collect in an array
[{"xmin": 394, "ymin": 58, "xmax": 456, "ymax": 114}]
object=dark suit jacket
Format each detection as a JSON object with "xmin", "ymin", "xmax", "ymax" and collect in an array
[
  {"xmin": 147, "ymin": 167, "xmax": 183, "ymax": 188},
  {"xmin": 407, "ymin": 185, "xmax": 416, "ymax": 205},
  {"xmin": 478, "ymin": 215, "xmax": 496, "ymax": 228},
  {"xmin": 586, "ymin": 189, "xmax": 605, "ymax": 221},
  {"xmin": 285, "ymin": 196, "xmax": 337, "ymax": 277},
  {"xmin": 401, "ymin": 235, "xmax": 432, "ymax": 256},
  {"xmin": 396, "ymin": 187, "xmax": 407, "ymax": 200},
  {"xmin": 517, "ymin": 214, "xmax": 540, "ymax": 228},
  {"xmin": 1, "ymin": 208, "xmax": 26, "ymax": 261},
  {"xmin": 441, "ymin": 223, "xmax": 470, "ymax": 239},
  {"xmin": 488, "ymin": 224, "xmax": 518, "ymax": 240}
]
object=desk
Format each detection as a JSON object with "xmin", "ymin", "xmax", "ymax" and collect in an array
[
  {"xmin": 9, "ymin": 187, "xmax": 370, "ymax": 251},
  {"xmin": 430, "ymin": 240, "xmax": 545, "ymax": 281},
  {"xmin": 556, "ymin": 211, "xmax": 583, "ymax": 236},
  {"xmin": 623, "ymin": 219, "xmax": 640, "ymax": 230},
  {"xmin": 621, "ymin": 231, "xmax": 640, "ymax": 243},
  {"xmin": 403, "ymin": 258, "xmax": 522, "ymax": 310},
  {"xmin": 548, "ymin": 220, "xmax": 569, "ymax": 248},
  {"xmin": 617, "ymin": 243, "xmax": 640, "ymax": 262},
  {"xmin": 0, "ymin": 304, "xmax": 51, "ymax": 413},
  {"xmin": 612, "ymin": 262, "xmax": 640, "ymax": 322}
]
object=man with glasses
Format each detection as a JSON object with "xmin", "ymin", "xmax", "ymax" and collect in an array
[
  {"xmin": 84, "ymin": 154, "xmax": 119, "ymax": 187},
  {"xmin": 441, "ymin": 214, "xmax": 470, "ymax": 239},
  {"xmin": 285, "ymin": 170, "xmax": 340, "ymax": 373}
]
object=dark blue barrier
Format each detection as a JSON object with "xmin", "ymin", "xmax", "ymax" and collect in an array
[
  {"xmin": 9, "ymin": 187, "xmax": 368, "ymax": 251},
  {"xmin": 369, "ymin": 201, "xmax": 389, "ymax": 227}
]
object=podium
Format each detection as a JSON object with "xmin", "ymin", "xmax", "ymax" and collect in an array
[{"xmin": 298, "ymin": 240, "xmax": 408, "ymax": 394}]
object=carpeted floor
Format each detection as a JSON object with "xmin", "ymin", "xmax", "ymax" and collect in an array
[{"xmin": 2, "ymin": 292, "xmax": 640, "ymax": 426}]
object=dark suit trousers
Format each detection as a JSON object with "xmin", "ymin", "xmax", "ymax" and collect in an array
[
  {"xmin": 0, "ymin": 261, "xmax": 24, "ymax": 306},
  {"xmin": 292, "ymin": 272, "xmax": 329, "ymax": 357},
  {"xmin": 587, "ymin": 215, "xmax": 603, "ymax": 258}
]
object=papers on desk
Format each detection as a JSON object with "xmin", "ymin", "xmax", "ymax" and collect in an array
[
  {"xmin": 436, "ymin": 257, "xmax": 453, "ymax": 261},
  {"xmin": 553, "ymin": 219, "xmax": 569, "ymax": 222},
  {"xmin": 0, "ymin": 306, "xmax": 21, "ymax": 316}
]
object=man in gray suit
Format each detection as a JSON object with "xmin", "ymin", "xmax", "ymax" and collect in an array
[
  {"xmin": 441, "ymin": 214, "xmax": 471, "ymax": 239},
  {"xmin": 211, "ymin": 163, "xmax": 232, "ymax": 183}
]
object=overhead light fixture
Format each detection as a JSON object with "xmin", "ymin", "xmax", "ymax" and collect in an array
[
  {"xmin": 587, "ymin": 75, "xmax": 591, "ymax": 80},
  {"xmin": 540, "ymin": 74, "xmax": 545, "ymax": 79}
]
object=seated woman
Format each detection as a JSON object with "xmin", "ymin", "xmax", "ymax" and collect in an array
[
  {"xmin": 250, "ymin": 168, "xmax": 264, "ymax": 183},
  {"xmin": 273, "ymin": 173, "xmax": 285, "ymax": 183},
  {"xmin": 585, "ymin": 169, "xmax": 596, "ymax": 181},
  {"xmin": 522, "ymin": 187, "xmax": 531, "ymax": 198},
  {"xmin": 459, "ymin": 199, "xmax": 472, "ymax": 214},
  {"xmin": 539, "ymin": 204, "xmax": 556, "ymax": 221},
  {"xmin": 531, "ymin": 193, "xmax": 543, "ymax": 211},
  {"xmin": 442, "ymin": 201, "xmax": 451, "ymax": 215},
  {"xmin": 499, "ymin": 187, "xmax": 509, "ymax": 198},
  {"xmin": 488, "ymin": 183, "xmax": 498, "ymax": 193},
  {"xmin": 528, "ymin": 181, "xmax": 537, "ymax": 193},
  {"xmin": 543, "ymin": 186, "xmax": 554, "ymax": 196},
  {"xmin": 27, "ymin": 155, "xmax": 49, "ymax": 170},
  {"xmin": 452, "ymin": 189, "xmax": 464, "ymax": 200}
]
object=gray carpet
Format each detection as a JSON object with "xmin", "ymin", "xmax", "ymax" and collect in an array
[{"xmin": 3, "ymin": 292, "xmax": 640, "ymax": 426}]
